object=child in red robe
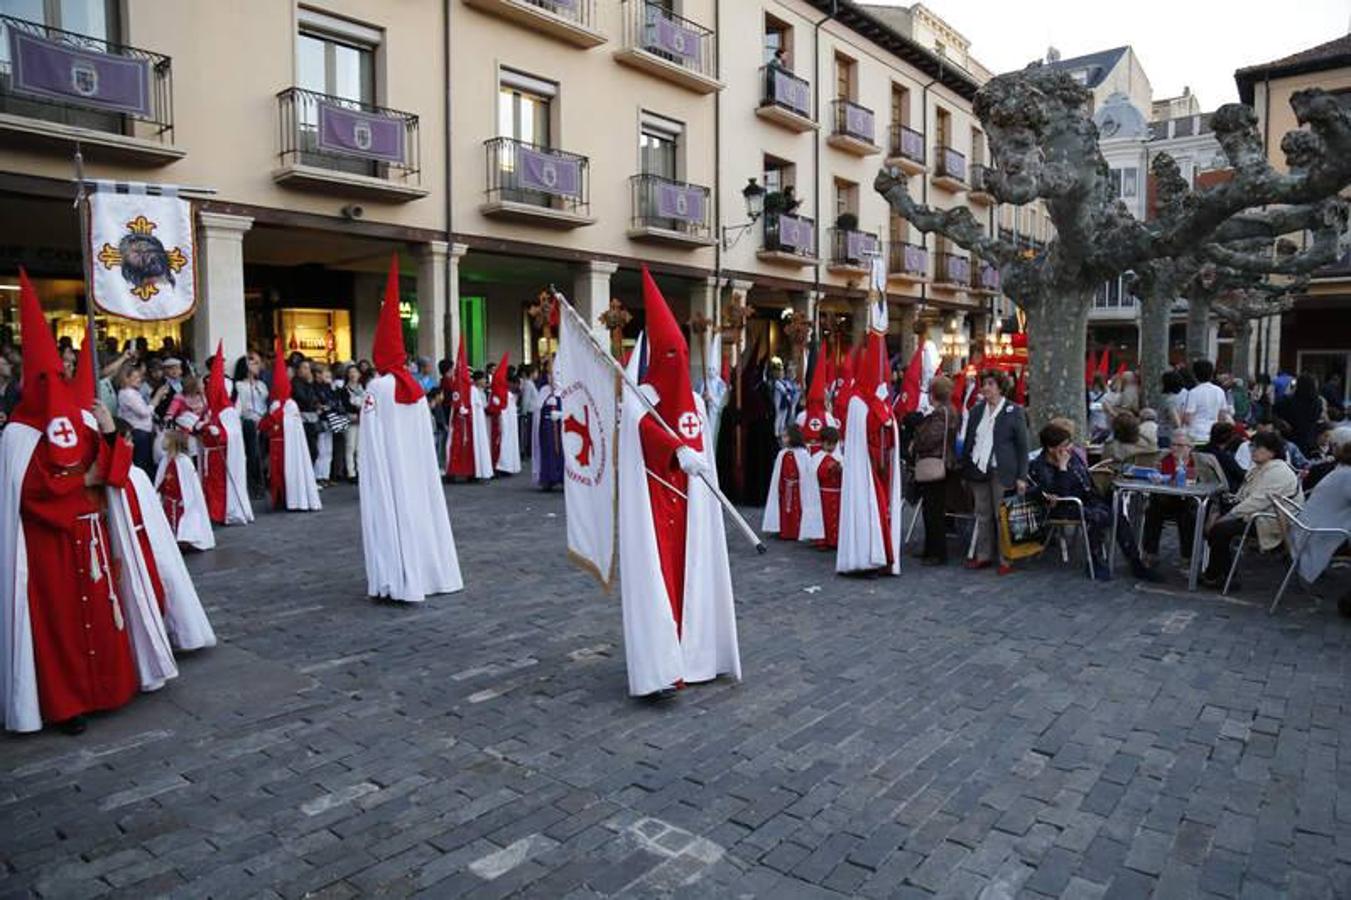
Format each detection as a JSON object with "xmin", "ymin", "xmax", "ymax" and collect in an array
[{"xmin": 814, "ymin": 426, "xmax": 844, "ymax": 549}]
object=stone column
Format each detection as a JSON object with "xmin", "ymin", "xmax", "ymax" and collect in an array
[
  {"xmin": 194, "ymin": 212, "xmax": 253, "ymax": 361},
  {"xmin": 573, "ymin": 259, "xmax": 619, "ymax": 352},
  {"xmin": 445, "ymin": 243, "xmax": 468, "ymax": 358},
  {"xmin": 414, "ymin": 241, "xmax": 448, "ymax": 363},
  {"xmin": 689, "ymin": 276, "xmax": 719, "ymax": 383}
]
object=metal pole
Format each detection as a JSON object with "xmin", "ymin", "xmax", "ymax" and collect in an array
[
  {"xmin": 73, "ymin": 143, "xmax": 99, "ymax": 378},
  {"xmin": 557, "ymin": 295, "xmax": 767, "ymax": 554}
]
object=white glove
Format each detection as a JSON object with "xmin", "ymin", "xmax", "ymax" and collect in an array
[
  {"xmin": 549, "ymin": 410, "xmax": 563, "ymax": 422},
  {"xmin": 676, "ymin": 445, "xmax": 707, "ymax": 476}
]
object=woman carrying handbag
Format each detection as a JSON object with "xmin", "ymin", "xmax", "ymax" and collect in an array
[{"xmin": 911, "ymin": 376, "xmax": 959, "ymax": 565}]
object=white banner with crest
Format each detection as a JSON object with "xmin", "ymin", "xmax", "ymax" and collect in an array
[{"xmin": 89, "ymin": 188, "xmax": 197, "ymax": 321}]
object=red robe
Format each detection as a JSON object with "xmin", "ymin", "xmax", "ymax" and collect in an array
[
  {"xmin": 815, "ymin": 452, "xmax": 842, "ymax": 549},
  {"xmin": 159, "ymin": 456, "xmax": 185, "ymax": 533},
  {"xmin": 640, "ymin": 418, "xmax": 688, "ymax": 635},
  {"xmin": 776, "ymin": 451, "xmax": 803, "ymax": 541},
  {"xmin": 22, "ymin": 429, "xmax": 139, "ymax": 724},
  {"xmin": 198, "ymin": 420, "xmax": 228, "ymax": 524},
  {"xmin": 866, "ymin": 404, "xmax": 896, "ymax": 567},
  {"xmin": 259, "ymin": 408, "xmax": 286, "ymax": 510},
  {"xmin": 446, "ymin": 404, "xmax": 477, "ymax": 478}
]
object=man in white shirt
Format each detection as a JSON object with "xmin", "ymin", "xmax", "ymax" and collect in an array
[{"xmin": 1182, "ymin": 359, "xmax": 1231, "ymax": 443}]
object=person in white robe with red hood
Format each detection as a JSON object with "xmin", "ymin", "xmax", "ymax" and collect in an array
[
  {"xmin": 360, "ymin": 257, "xmax": 463, "ymax": 603},
  {"xmin": 487, "ymin": 351, "xmax": 522, "ymax": 475},
  {"xmin": 1, "ymin": 272, "xmax": 178, "ymax": 733},
  {"xmin": 618, "ymin": 267, "xmax": 740, "ymax": 699},
  {"xmin": 445, "ymin": 336, "xmax": 493, "ymax": 482},
  {"xmin": 259, "ymin": 337, "xmax": 321, "ymax": 511},
  {"xmin": 762, "ymin": 425, "xmax": 822, "ymax": 543},
  {"xmin": 200, "ymin": 341, "xmax": 253, "ymax": 526},
  {"xmin": 837, "ymin": 298, "xmax": 903, "ymax": 576}
]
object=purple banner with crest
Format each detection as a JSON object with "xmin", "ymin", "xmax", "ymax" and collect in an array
[
  {"xmin": 946, "ymin": 255, "xmax": 971, "ymax": 285},
  {"xmin": 777, "ymin": 215, "xmax": 814, "ymax": 252},
  {"xmin": 842, "ymin": 104, "xmax": 874, "ymax": 141},
  {"xmin": 942, "ymin": 147, "xmax": 967, "ymax": 181},
  {"xmin": 898, "ymin": 127, "xmax": 924, "ymax": 161},
  {"xmin": 8, "ymin": 29, "xmax": 151, "ymax": 117},
  {"xmin": 546, "ymin": 0, "xmax": 579, "ymax": 13},
  {"xmin": 771, "ymin": 69, "xmax": 811, "ymax": 117},
  {"xmin": 317, "ymin": 102, "xmax": 407, "ymax": 164},
  {"xmin": 980, "ymin": 263, "xmax": 1001, "ymax": 291},
  {"xmin": 844, "ymin": 231, "xmax": 878, "ymax": 261},
  {"xmin": 655, "ymin": 182, "xmax": 706, "ymax": 222},
  {"xmin": 517, "ymin": 146, "xmax": 583, "ymax": 198},
  {"xmin": 904, "ymin": 244, "xmax": 928, "ymax": 274},
  {"xmin": 649, "ymin": 13, "xmax": 701, "ymax": 61}
]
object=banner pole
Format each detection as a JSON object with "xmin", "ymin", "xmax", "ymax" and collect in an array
[
  {"xmin": 73, "ymin": 143, "xmax": 99, "ymax": 378},
  {"xmin": 558, "ymin": 296, "xmax": 766, "ymax": 555}
]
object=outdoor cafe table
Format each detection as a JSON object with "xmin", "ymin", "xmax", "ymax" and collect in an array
[{"xmin": 1109, "ymin": 478, "xmax": 1225, "ymax": 591}]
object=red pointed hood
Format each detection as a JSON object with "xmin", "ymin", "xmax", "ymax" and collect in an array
[
  {"xmin": 639, "ymin": 266, "xmax": 701, "ymax": 450},
  {"xmin": 801, "ymin": 348, "xmax": 829, "ymax": 443},
  {"xmin": 1096, "ymin": 347, "xmax": 1110, "ymax": 376},
  {"xmin": 897, "ymin": 344, "xmax": 924, "ymax": 416},
  {"xmin": 271, "ymin": 336, "xmax": 292, "ymax": 406},
  {"xmin": 452, "ymin": 334, "xmax": 472, "ymax": 412},
  {"xmin": 11, "ymin": 270, "xmax": 85, "ymax": 465},
  {"xmin": 373, "ymin": 253, "xmax": 423, "ymax": 403},
  {"xmin": 489, "ymin": 350, "xmax": 510, "ymax": 412},
  {"xmin": 205, "ymin": 340, "xmax": 230, "ymax": 414},
  {"xmin": 859, "ymin": 302, "xmax": 892, "ymax": 423}
]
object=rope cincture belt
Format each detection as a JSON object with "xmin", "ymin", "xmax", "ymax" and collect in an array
[{"xmin": 77, "ymin": 511, "xmax": 123, "ymax": 632}]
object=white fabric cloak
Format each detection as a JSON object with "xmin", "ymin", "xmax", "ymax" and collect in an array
[
  {"xmin": 836, "ymin": 394, "xmax": 903, "ymax": 575},
  {"xmin": 618, "ymin": 386, "xmax": 741, "ymax": 697},
  {"xmin": 108, "ymin": 467, "xmax": 214, "ymax": 654},
  {"xmin": 217, "ymin": 407, "xmax": 254, "ymax": 524},
  {"xmin": 531, "ymin": 384, "xmax": 553, "ymax": 486},
  {"xmin": 359, "ymin": 375, "xmax": 463, "ymax": 603},
  {"xmin": 1, "ymin": 423, "xmax": 179, "ymax": 733},
  {"xmin": 276, "ymin": 398, "xmax": 322, "ymax": 511},
  {"xmin": 155, "ymin": 453, "xmax": 216, "ymax": 551},
  {"xmin": 761, "ymin": 447, "xmax": 823, "ymax": 542},
  {"xmin": 495, "ymin": 392, "xmax": 522, "ymax": 474}
]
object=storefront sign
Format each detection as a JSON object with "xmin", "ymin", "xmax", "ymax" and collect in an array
[
  {"xmin": 8, "ymin": 29, "xmax": 152, "ymax": 117},
  {"xmin": 771, "ymin": 70, "xmax": 811, "ymax": 118},
  {"xmin": 517, "ymin": 146, "xmax": 583, "ymax": 199},
  {"xmin": 317, "ymin": 102, "xmax": 407, "ymax": 164},
  {"xmin": 777, "ymin": 215, "xmax": 814, "ymax": 253},
  {"xmin": 648, "ymin": 12, "xmax": 701, "ymax": 61},
  {"xmin": 654, "ymin": 182, "xmax": 706, "ymax": 223}
]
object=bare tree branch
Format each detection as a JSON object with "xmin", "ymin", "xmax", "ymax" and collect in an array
[{"xmin": 873, "ymin": 170, "xmax": 1019, "ymax": 265}]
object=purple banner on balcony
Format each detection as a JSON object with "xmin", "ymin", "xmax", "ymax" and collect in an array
[
  {"xmin": 946, "ymin": 256, "xmax": 971, "ymax": 285},
  {"xmin": 942, "ymin": 147, "xmax": 966, "ymax": 181},
  {"xmin": 655, "ymin": 182, "xmax": 705, "ymax": 222},
  {"xmin": 843, "ymin": 104, "xmax": 874, "ymax": 141},
  {"xmin": 845, "ymin": 231, "xmax": 878, "ymax": 260},
  {"xmin": 517, "ymin": 146, "xmax": 583, "ymax": 198},
  {"xmin": 8, "ymin": 29, "xmax": 152, "ymax": 117},
  {"xmin": 904, "ymin": 245, "xmax": 927, "ymax": 274},
  {"xmin": 649, "ymin": 13, "xmax": 701, "ymax": 61},
  {"xmin": 898, "ymin": 128, "xmax": 924, "ymax": 161},
  {"xmin": 546, "ymin": 0, "xmax": 579, "ymax": 13},
  {"xmin": 980, "ymin": 263, "xmax": 1000, "ymax": 291},
  {"xmin": 771, "ymin": 70, "xmax": 811, "ymax": 117},
  {"xmin": 777, "ymin": 215, "xmax": 814, "ymax": 252},
  {"xmin": 317, "ymin": 102, "xmax": 407, "ymax": 164}
]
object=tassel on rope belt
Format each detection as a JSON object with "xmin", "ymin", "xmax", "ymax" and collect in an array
[{"xmin": 76, "ymin": 511, "xmax": 124, "ymax": 632}]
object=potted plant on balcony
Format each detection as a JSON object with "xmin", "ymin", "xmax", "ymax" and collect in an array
[{"xmin": 835, "ymin": 212, "xmax": 859, "ymax": 232}]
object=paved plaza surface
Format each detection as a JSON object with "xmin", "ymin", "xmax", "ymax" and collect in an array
[{"xmin": 2, "ymin": 476, "xmax": 1350, "ymax": 900}]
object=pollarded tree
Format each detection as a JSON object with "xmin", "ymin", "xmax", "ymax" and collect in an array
[{"xmin": 875, "ymin": 65, "xmax": 1351, "ymax": 436}]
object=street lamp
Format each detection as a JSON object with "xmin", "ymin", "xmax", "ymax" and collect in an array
[{"xmin": 721, "ymin": 178, "xmax": 766, "ymax": 250}]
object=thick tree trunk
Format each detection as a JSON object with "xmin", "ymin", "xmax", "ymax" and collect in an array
[
  {"xmin": 1137, "ymin": 295, "xmax": 1171, "ymax": 413},
  {"xmin": 1186, "ymin": 297, "xmax": 1212, "ymax": 361},
  {"xmin": 1024, "ymin": 292, "xmax": 1091, "ymax": 444},
  {"xmin": 1232, "ymin": 319, "xmax": 1254, "ymax": 383}
]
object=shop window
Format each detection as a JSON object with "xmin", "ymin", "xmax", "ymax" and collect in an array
[
  {"xmin": 277, "ymin": 308, "xmax": 351, "ymax": 364},
  {"xmin": 460, "ymin": 296, "xmax": 485, "ymax": 367}
]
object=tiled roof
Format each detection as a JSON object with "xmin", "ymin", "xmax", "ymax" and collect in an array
[
  {"xmin": 1235, "ymin": 33, "xmax": 1351, "ymax": 103},
  {"xmin": 1039, "ymin": 46, "xmax": 1129, "ymax": 89}
]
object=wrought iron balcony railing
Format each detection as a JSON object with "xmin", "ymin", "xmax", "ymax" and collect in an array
[
  {"xmin": 277, "ymin": 87, "xmax": 420, "ymax": 184},
  {"xmin": 621, "ymin": 0, "xmax": 715, "ymax": 81},
  {"xmin": 935, "ymin": 251, "xmax": 970, "ymax": 286},
  {"xmin": 973, "ymin": 261, "xmax": 1001, "ymax": 293},
  {"xmin": 0, "ymin": 13, "xmax": 173, "ymax": 141},
  {"xmin": 485, "ymin": 136, "xmax": 590, "ymax": 215},
  {"xmin": 969, "ymin": 162, "xmax": 991, "ymax": 194},
  {"xmin": 829, "ymin": 228, "xmax": 880, "ymax": 266},
  {"xmin": 888, "ymin": 241, "xmax": 928, "ymax": 277},
  {"xmin": 630, "ymin": 173, "xmax": 711, "ymax": 240},
  {"xmin": 889, "ymin": 124, "xmax": 924, "ymax": 165},
  {"xmin": 763, "ymin": 213, "xmax": 816, "ymax": 258},
  {"xmin": 515, "ymin": 0, "xmax": 597, "ymax": 28},
  {"xmin": 759, "ymin": 64, "xmax": 812, "ymax": 119},
  {"xmin": 934, "ymin": 145, "xmax": 966, "ymax": 183},
  {"xmin": 831, "ymin": 98, "xmax": 875, "ymax": 144}
]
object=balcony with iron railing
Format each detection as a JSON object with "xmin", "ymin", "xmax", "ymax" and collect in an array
[
  {"xmin": 887, "ymin": 241, "xmax": 928, "ymax": 282},
  {"xmin": 627, "ymin": 173, "xmax": 713, "ymax": 246},
  {"xmin": 758, "ymin": 213, "xmax": 818, "ymax": 265},
  {"xmin": 886, "ymin": 124, "xmax": 925, "ymax": 175},
  {"xmin": 968, "ymin": 162, "xmax": 994, "ymax": 204},
  {"xmin": 757, "ymin": 64, "xmax": 815, "ymax": 133},
  {"xmin": 463, "ymin": 0, "xmax": 604, "ymax": 48},
  {"xmin": 482, "ymin": 136, "xmax": 594, "ymax": 227},
  {"xmin": 616, "ymin": 0, "xmax": 719, "ymax": 93},
  {"xmin": 972, "ymin": 261, "xmax": 1001, "ymax": 294},
  {"xmin": 934, "ymin": 251, "xmax": 971, "ymax": 289},
  {"xmin": 931, "ymin": 145, "xmax": 966, "ymax": 192},
  {"xmin": 827, "ymin": 98, "xmax": 880, "ymax": 156},
  {"xmin": 827, "ymin": 227, "xmax": 880, "ymax": 274},
  {"xmin": 274, "ymin": 87, "xmax": 425, "ymax": 201},
  {"xmin": 0, "ymin": 13, "xmax": 180, "ymax": 163}
]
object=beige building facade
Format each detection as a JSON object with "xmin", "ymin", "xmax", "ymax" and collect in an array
[{"xmin": 0, "ymin": 0, "xmax": 1033, "ymax": 378}]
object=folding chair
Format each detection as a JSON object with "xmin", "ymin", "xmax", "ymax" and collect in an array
[
  {"xmin": 1039, "ymin": 493, "xmax": 1096, "ymax": 580},
  {"xmin": 1269, "ymin": 495, "xmax": 1351, "ymax": 615},
  {"xmin": 904, "ymin": 499, "xmax": 981, "ymax": 560},
  {"xmin": 1222, "ymin": 511, "xmax": 1278, "ymax": 597}
]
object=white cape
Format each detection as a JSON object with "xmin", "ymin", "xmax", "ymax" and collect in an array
[
  {"xmin": 495, "ymin": 393, "xmax": 522, "ymax": 474},
  {"xmin": 0, "ymin": 424, "xmax": 179, "ymax": 733},
  {"xmin": 109, "ymin": 467, "xmax": 215, "ymax": 652},
  {"xmin": 155, "ymin": 453, "xmax": 216, "ymax": 551},
  {"xmin": 217, "ymin": 407, "xmax": 254, "ymax": 524},
  {"xmin": 359, "ymin": 375, "xmax": 463, "ymax": 603},
  {"xmin": 618, "ymin": 386, "xmax": 741, "ymax": 697},
  {"xmin": 836, "ymin": 394, "xmax": 903, "ymax": 575},
  {"xmin": 761, "ymin": 447, "xmax": 823, "ymax": 542},
  {"xmin": 276, "ymin": 398, "xmax": 322, "ymax": 511}
]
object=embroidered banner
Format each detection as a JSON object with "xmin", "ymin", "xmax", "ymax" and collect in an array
[
  {"xmin": 9, "ymin": 30, "xmax": 151, "ymax": 117},
  {"xmin": 980, "ymin": 263, "xmax": 1001, "ymax": 291},
  {"xmin": 89, "ymin": 190, "xmax": 196, "ymax": 321},
  {"xmin": 945, "ymin": 255, "xmax": 971, "ymax": 286},
  {"xmin": 517, "ymin": 146, "xmax": 583, "ymax": 199},
  {"xmin": 771, "ymin": 70, "xmax": 811, "ymax": 117},
  {"xmin": 903, "ymin": 244, "xmax": 928, "ymax": 274},
  {"xmin": 654, "ymin": 182, "xmax": 706, "ymax": 223},
  {"xmin": 649, "ymin": 13, "xmax": 700, "ymax": 61},
  {"xmin": 842, "ymin": 103, "xmax": 874, "ymax": 141},
  {"xmin": 942, "ymin": 147, "xmax": 967, "ymax": 181},
  {"xmin": 316, "ymin": 103, "xmax": 407, "ymax": 164},
  {"xmin": 844, "ymin": 231, "xmax": 878, "ymax": 261},
  {"xmin": 897, "ymin": 127, "xmax": 924, "ymax": 161},
  {"xmin": 777, "ymin": 215, "xmax": 814, "ymax": 252}
]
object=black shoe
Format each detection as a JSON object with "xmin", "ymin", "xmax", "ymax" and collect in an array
[
  {"xmin": 1130, "ymin": 560, "xmax": 1162, "ymax": 583},
  {"xmin": 59, "ymin": 716, "xmax": 87, "ymax": 735},
  {"xmin": 644, "ymin": 688, "xmax": 679, "ymax": 703}
]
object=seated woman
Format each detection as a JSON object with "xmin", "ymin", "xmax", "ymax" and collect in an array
[
  {"xmin": 1197, "ymin": 421, "xmax": 1246, "ymax": 492},
  {"xmin": 1029, "ymin": 422, "xmax": 1156, "ymax": 582},
  {"xmin": 1294, "ymin": 439, "xmax": 1351, "ymax": 589},
  {"xmin": 1141, "ymin": 433, "xmax": 1224, "ymax": 567},
  {"xmin": 1102, "ymin": 411, "xmax": 1159, "ymax": 466},
  {"xmin": 1200, "ymin": 430, "xmax": 1302, "ymax": 590}
]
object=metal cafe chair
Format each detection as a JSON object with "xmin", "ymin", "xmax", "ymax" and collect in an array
[
  {"xmin": 1269, "ymin": 494, "xmax": 1351, "ymax": 615},
  {"xmin": 1222, "ymin": 511, "xmax": 1279, "ymax": 598},
  {"xmin": 1038, "ymin": 493, "xmax": 1097, "ymax": 580}
]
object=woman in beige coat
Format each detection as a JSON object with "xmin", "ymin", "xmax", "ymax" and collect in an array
[{"xmin": 1201, "ymin": 431, "xmax": 1302, "ymax": 590}]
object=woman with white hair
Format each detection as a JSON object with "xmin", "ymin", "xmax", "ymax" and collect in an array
[{"xmin": 1294, "ymin": 439, "xmax": 1351, "ymax": 588}]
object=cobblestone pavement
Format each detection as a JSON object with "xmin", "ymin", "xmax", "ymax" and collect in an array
[{"xmin": 2, "ymin": 475, "xmax": 1350, "ymax": 900}]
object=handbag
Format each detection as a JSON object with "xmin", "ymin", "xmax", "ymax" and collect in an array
[
  {"xmin": 998, "ymin": 494, "xmax": 1047, "ymax": 561},
  {"xmin": 914, "ymin": 409, "xmax": 949, "ymax": 484}
]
